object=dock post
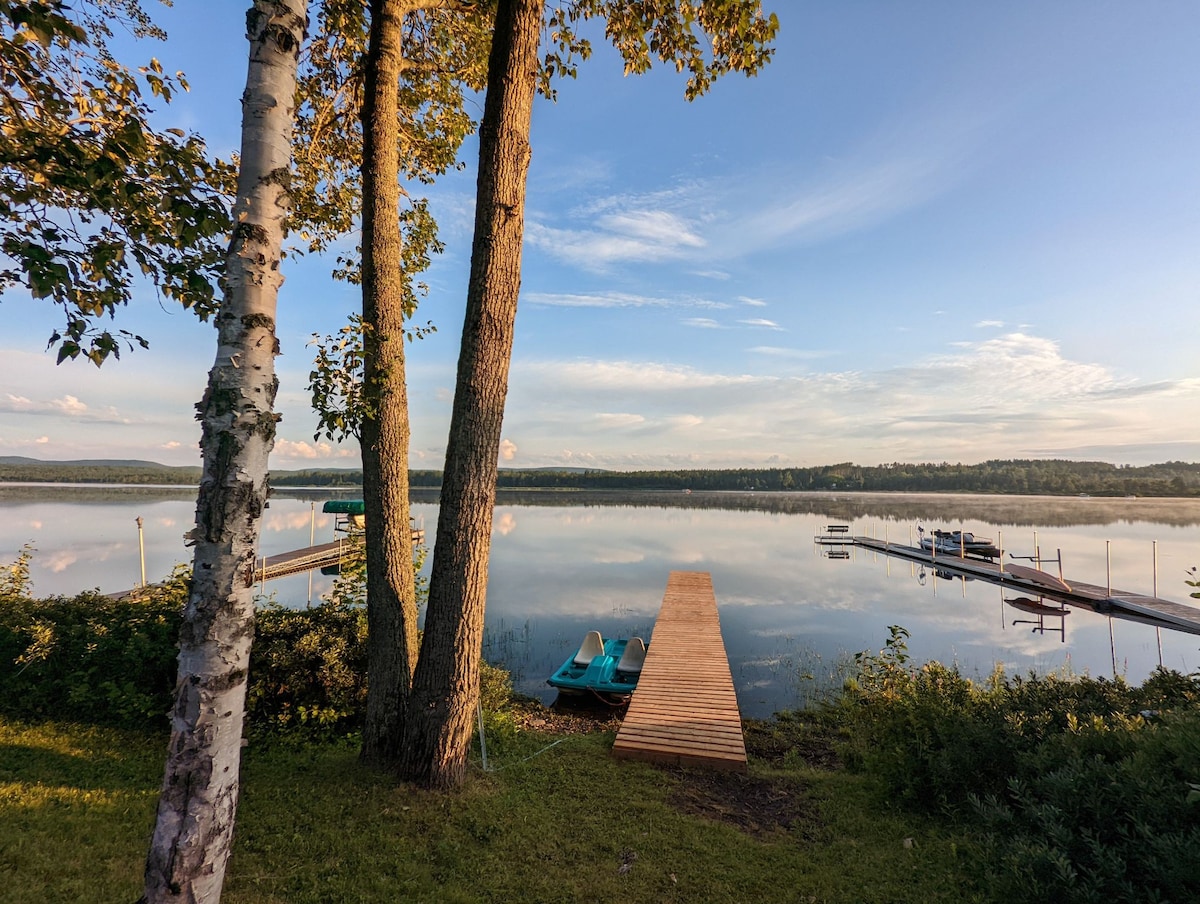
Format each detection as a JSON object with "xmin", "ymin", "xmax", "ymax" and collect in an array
[
  {"xmin": 1153, "ymin": 540, "xmax": 1162, "ymax": 667},
  {"xmin": 1106, "ymin": 540, "xmax": 1112, "ymax": 596},
  {"xmin": 136, "ymin": 516, "xmax": 146, "ymax": 588}
]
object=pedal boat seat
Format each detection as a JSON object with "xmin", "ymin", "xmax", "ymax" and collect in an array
[
  {"xmin": 616, "ymin": 636, "xmax": 646, "ymax": 674},
  {"xmin": 573, "ymin": 630, "xmax": 606, "ymax": 667}
]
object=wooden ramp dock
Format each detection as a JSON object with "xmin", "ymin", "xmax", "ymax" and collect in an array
[{"xmin": 612, "ymin": 571, "xmax": 747, "ymax": 771}]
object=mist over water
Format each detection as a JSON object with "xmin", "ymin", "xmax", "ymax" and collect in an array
[{"xmin": 4, "ymin": 486, "xmax": 1198, "ymax": 718}]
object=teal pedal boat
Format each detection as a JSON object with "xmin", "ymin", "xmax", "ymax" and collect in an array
[{"xmin": 547, "ymin": 631, "xmax": 647, "ymax": 700}]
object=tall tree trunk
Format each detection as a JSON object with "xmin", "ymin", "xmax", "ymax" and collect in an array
[
  {"xmin": 401, "ymin": 0, "xmax": 540, "ymax": 789},
  {"xmin": 358, "ymin": 0, "xmax": 420, "ymax": 766},
  {"xmin": 141, "ymin": 3, "xmax": 306, "ymax": 902}
]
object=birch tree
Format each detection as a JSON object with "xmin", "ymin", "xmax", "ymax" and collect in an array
[
  {"xmin": 403, "ymin": 0, "xmax": 779, "ymax": 788},
  {"xmin": 141, "ymin": 3, "xmax": 307, "ymax": 902}
]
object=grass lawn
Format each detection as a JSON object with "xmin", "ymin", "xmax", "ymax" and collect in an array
[{"xmin": 0, "ymin": 714, "xmax": 980, "ymax": 903}]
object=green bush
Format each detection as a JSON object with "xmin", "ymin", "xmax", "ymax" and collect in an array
[
  {"xmin": 0, "ymin": 569, "xmax": 186, "ymax": 726},
  {"xmin": 0, "ymin": 549, "xmax": 515, "ymax": 738},
  {"xmin": 248, "ymin": 601, "xmax": 368, "ymax": 736},
  {"xmin": 838, "ymin": 628, "xmax": 1200, "ymax": 903}
]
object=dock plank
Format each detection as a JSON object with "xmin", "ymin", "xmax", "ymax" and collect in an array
[{"xmin": 613, "ymin": 571, "xmax": 747, "ymax": 771}]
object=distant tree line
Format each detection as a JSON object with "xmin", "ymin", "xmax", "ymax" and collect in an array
[{"xmin": 3, "ymin": 458, "xmax": 1198, "ymax": 497}]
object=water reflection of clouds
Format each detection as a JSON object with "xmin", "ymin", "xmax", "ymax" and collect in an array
[
  {"xmin": 264, "ymin": 511, "xmax": 332, "ymax": 533},
  {"xmin": 6, "ymin": 490, "xmax": 1200, "ymax": 715}
]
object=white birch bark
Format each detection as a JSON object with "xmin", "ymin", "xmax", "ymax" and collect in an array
[{"xmin": 141, "ymin": 3, "xmax": 306, "ymax": 902}]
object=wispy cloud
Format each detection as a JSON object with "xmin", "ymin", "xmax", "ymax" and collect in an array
[
  {"xmin": 682, "ymin": 317, "xmax": 722, "ymax": 329},
  {"xmin": 525, "ymin": 291, "xmax": 728, "ymax": 310},
  {"xmin": 975, "ymin": 319, "xmax": 1004, "ymax": 328},
  {"xmin": 739, "ymin": 296, "xmax": 768, "ymax": 307},
  {"xmin": 737, "ymin": 318, "xmax": 784, "ymax": 330},
  {"xmin": 527, "ymin": 210, "xmax": 705, "ymax": 270},
  {"xmin": 748, "ymin": 346, "xmax": 836, "ymax": 360}
]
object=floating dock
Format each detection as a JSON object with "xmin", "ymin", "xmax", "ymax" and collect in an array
[
  {"xmin": 821, "ymin": 534, "xmax": 1200, "ymax": 635},
  {"xmin": 613, "ymin": 571, "xmax": 747, "ymax": 771}
]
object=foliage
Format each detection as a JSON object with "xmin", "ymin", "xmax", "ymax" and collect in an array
[
  {"xmin": 0, "ymin": 541, "xmax": 506, "ymax": 738},
  {"xmin": 0, "ymin": 0, "xmax": 232, "ymax": 364},
  {"xmin": 837, "ymin": 629, "xmax": 1200, "ymax": 903},
  {"xmin": 544, "ymin": 0, "xmax": 779, "ymax": 102},
  {"xmin": 307, "ymin": 313, "xmax": 434, "ymax": 443},
  {"xmin": 0, "ymin": 541, "xmax": 33, "ymax": 598},
  {"xmin": 0, "ymin": 567, "xmax": 187, "ymax": 725},
  {"xmin": 296, "ymin": 1, "xmax": 489, "ymax": 440},
  {"xmin": 248, "ymin": 600, "xmax": 369, "ymax": 737}
]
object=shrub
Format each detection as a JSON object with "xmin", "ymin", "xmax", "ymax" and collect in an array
[
  {"xmin": 0, "ymin": 569, "xmax": 187, "ymax": 726},
  {"xmin": 839, "ymin": 628, "xmax": 1200, "ymax": 902},
  {"xmin": 0, "ymin": 548, "xmax": 516, "ymax": 738}
]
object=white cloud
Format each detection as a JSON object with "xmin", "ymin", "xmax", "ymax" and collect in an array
[
  {"xmin": 35, "ymin": 435, "xmax": 49, "ymax": 444},
  {"xmin": 497, "ymin": 333, "xmax": 1200, "ymax": 468},
  {"xmin": 498, "ymin": 438, "xmax": 517, "ymax": 461},
  {"xmin": 975, "ymin": 320, "xmax": 1004, "ymax": 328},
  {"xmin": 738, "ymin": 296, "xmax": 768, "ymax": 307},
  {"xmin": 682, "ymin": 317, "xmax": 722, "ymax": 329},
  {"xmin": 272, "ymin": 438, "xmax": 355, "ymax": 463},
  {"xmin": 738, "ymin": 318, "xmax": 784, "ymax": 330}
]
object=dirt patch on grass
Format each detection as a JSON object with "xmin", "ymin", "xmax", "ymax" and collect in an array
[
  {"xmin": 743, "ymin": 718, "xmax": 842, "ymax": 770},
  {"xmin": 667, "ymin": 768, "xmax": 821, "ymax": 840}
]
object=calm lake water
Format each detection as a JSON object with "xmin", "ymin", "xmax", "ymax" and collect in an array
[{"xmin": 3, "ymin": 484, "xmax": 1199, "ymax": 718}]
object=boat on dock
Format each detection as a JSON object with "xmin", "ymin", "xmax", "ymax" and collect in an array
[
  {"xmin": 918, "ymin": 526, "xmax": 1000, "ymax": 559},
  {"xmin": 1002, "ymin": 563, "xmax": 1071, "ymax": 595},
  {"xmin": 548, "ymin": 631, "xmax": 646, "ymax": 701}
]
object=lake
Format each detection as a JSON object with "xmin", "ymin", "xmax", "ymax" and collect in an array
[{"xmin": 3, "ymin": 484, "xmax": 1199, "ymax": 718}]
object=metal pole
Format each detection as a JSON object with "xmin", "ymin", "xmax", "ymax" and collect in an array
[
  {"xmin": 1106, "ymin": 540, "xmax": 1112, "ymax": 596},
  {"xmin": 1154, "ymin": 539, "xmax": 1162, "ymax": 668},
  {"xmin": 998, "ymin": 529, "xmax": 1004, "ymax": 575},
  {"xmin": 136, "ymin": 516, "xmax": 146, "ymax": 587},
  {"xmin": 307, "ymin": 501, "xmax": 316, "ymax": 608}
]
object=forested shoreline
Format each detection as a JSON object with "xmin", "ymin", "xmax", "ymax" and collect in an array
[{"xmin": 1, "ymin": 457, "xmax": 1198, "ymax": 497}]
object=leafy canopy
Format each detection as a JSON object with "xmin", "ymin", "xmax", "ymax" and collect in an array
[{"xmin": 0, "ymin": 0, "xmax": 231, "ymax": 365}]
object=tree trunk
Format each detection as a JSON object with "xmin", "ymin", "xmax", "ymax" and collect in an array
[
  {"xmin": 141, "ymin": 3, "xmax": 305, "ymax": 902},
  {"xmin": 401, "ymin": 0, "xmax": 540, "ymax": 789},
  {"xmin": 358, "ymin": 0, "xmax": 421, "ymax": 766}
]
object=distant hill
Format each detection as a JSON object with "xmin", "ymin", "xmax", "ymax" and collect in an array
[{"xmin": 0, "ymin": 456, "xmax": 181, "ymax": 469}]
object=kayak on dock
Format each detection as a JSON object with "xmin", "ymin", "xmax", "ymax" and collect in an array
[{"xmin": 548, "ymin": 631, "xmax": 647, "ymax": 701}]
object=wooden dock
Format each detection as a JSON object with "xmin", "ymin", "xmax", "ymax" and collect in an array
[
  {"xmin": 612, "ymin": 571, "xmax": 747, "ymax": 771},
  {"xmin": 837, "ymin": 537, "xmax": 1200, "ymax": 634},
  {"xmin": 109, "ymin": 529, "xmax": 424, "ymax": 600}
]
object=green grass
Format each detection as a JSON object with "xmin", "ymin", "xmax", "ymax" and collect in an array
[{"xmin": 0, "ymin": 718, "xmax": 979, "ymax": 904}]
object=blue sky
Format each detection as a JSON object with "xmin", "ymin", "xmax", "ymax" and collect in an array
[{"xmin": 3, "ymin": 1, "xmax": 1199, "ymax": 470}]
